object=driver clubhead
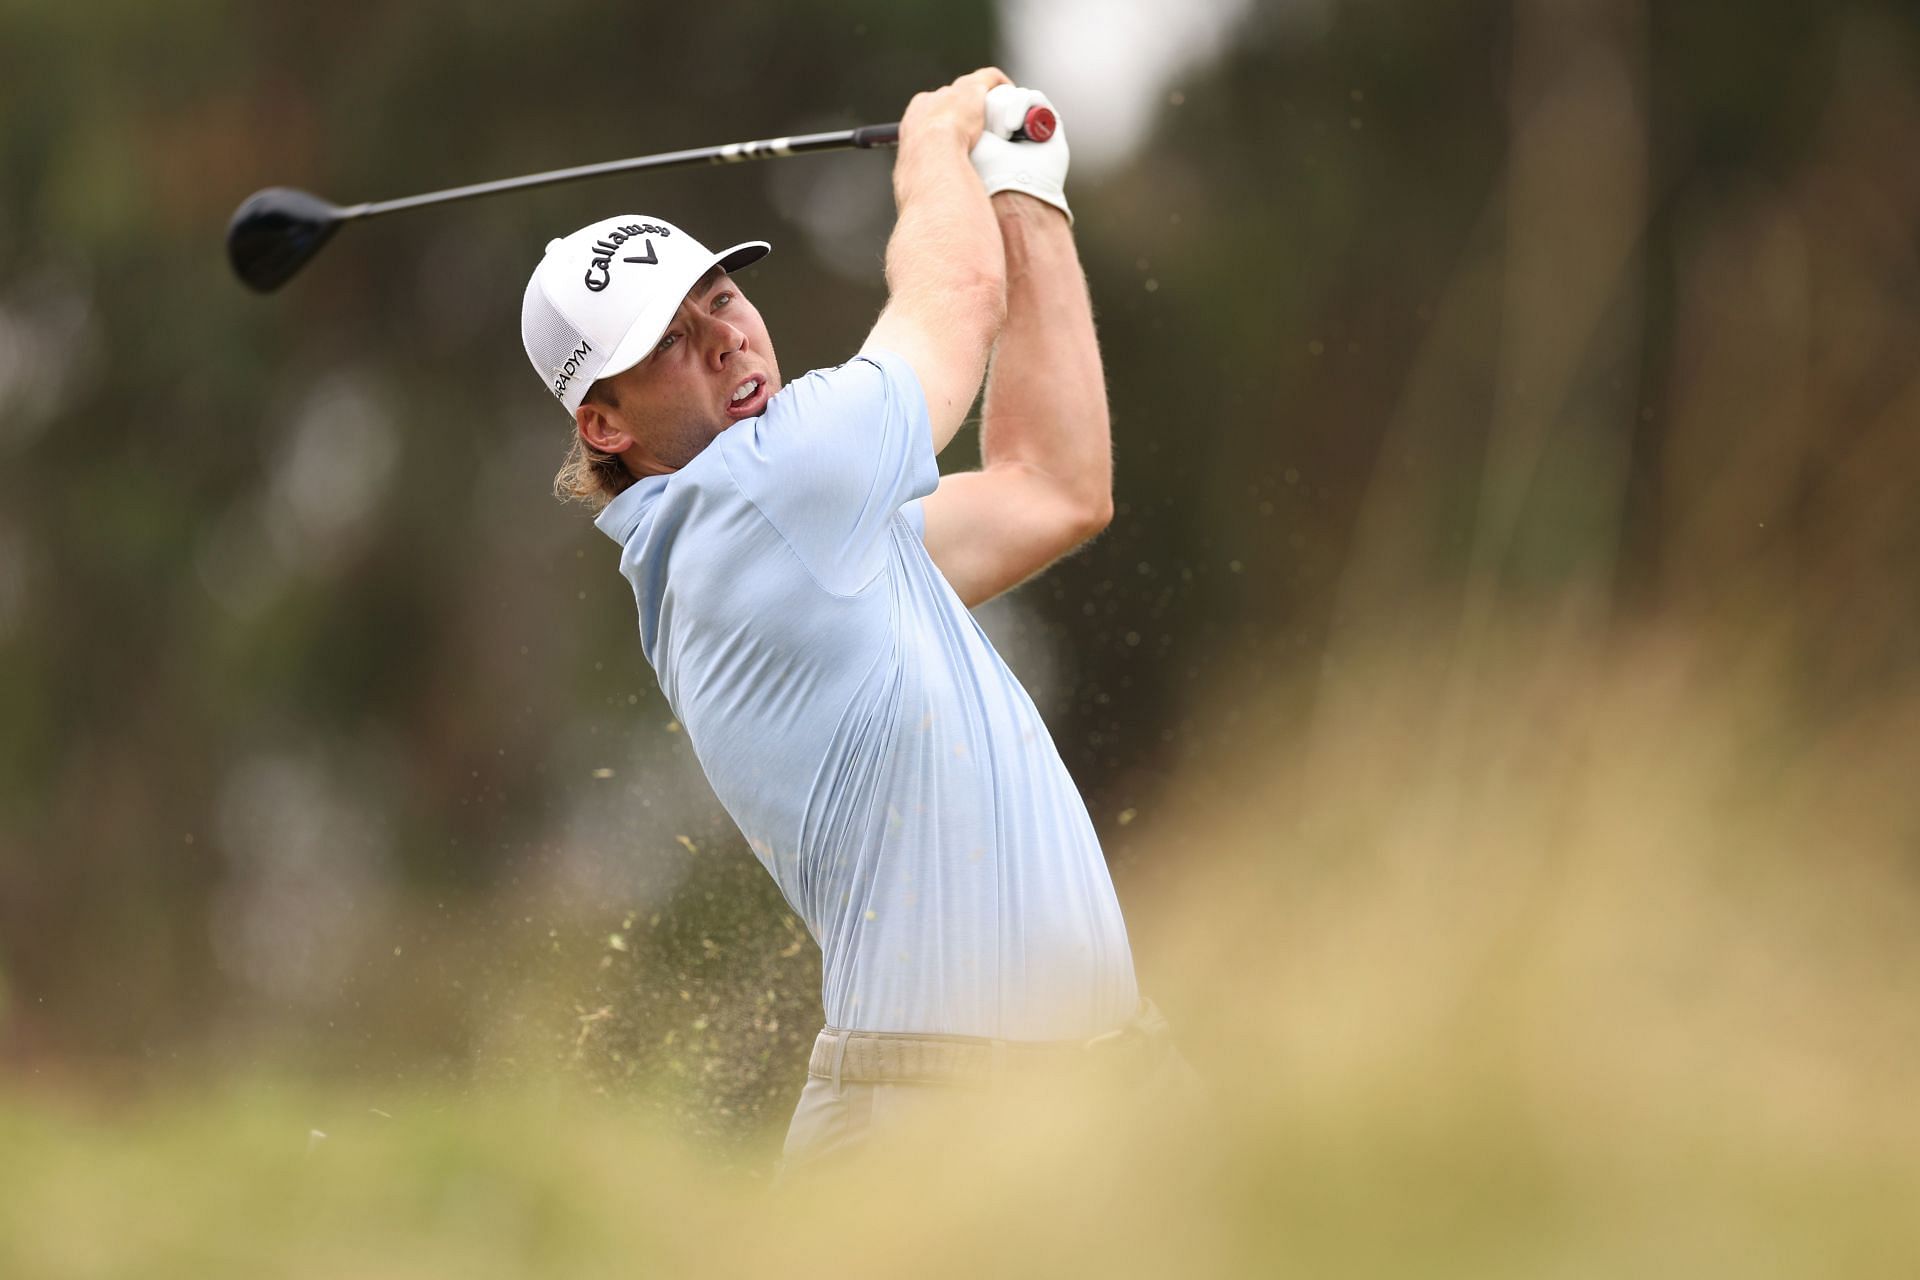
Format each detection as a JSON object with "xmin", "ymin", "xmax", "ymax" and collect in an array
[{"xmin": 226, "ymin": 187, "xmax": 344, "ymax": 293}]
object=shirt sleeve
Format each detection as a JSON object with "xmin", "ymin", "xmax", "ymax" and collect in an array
[{"xmin": 719, "ymin": 347, "xmax": 938, "ymax": 595}]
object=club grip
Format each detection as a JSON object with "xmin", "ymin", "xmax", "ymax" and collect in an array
[
  {"xmin": 1016, "ymin": 105, "xmax": 1057, "ymax": 143},
  {"xmin": 851, "ymin": 123, "xmax": 901, "ymax": 148},
  {"xmin": 849, "ymin": 105, "xmax": 1057, "ymax": 150}
]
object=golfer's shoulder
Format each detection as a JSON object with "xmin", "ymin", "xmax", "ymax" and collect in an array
[
  {"xmin": 716, "ymin": 355, "xmax": 903, "ymax": 469},
  {"xmin": 777, "ymin": 351, "xmax": 903, "ymax": 420}
]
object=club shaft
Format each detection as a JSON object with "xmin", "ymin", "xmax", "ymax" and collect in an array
[{"xmin": 340, "ymin": 124, "xmax": 901, "ymax": 221}]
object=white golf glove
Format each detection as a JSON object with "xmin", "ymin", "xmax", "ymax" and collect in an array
[{"xmin": 970, "ymin": 85, "xmax": 1072, "ymax": 224}]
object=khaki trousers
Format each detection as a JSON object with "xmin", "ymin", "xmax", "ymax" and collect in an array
[{"xmin": 778, "ymin": 1000, "xmax": 1208, "ymax": 1178}]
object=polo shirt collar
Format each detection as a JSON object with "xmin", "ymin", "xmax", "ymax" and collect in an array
[{"xmin": 592, "ymin": 474, "xmax": 670, "ymax": 545}]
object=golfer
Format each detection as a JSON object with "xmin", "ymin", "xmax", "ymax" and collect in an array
[{"xmin": 522, "ymin": 68, "xmax": 1162, "ymax": 1168}]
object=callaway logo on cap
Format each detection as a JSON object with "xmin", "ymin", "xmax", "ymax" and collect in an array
[{"xmin": 521, "ymin": 214, "xmax": 771, "ymax": 412}]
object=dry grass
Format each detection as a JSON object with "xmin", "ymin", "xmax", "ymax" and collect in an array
[{"xmin": 7, "ymin": 611, "xmax": 1920, "ymax": 1278}]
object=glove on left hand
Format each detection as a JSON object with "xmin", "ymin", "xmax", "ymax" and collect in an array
[{"xmin": 969, "ymin": 85, "xmax": 1072, "ymax": 224}]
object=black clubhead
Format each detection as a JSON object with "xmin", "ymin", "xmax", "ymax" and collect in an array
[{"xmin": 226, "ymin": 187, "xmax": 345, "ymax": 292}]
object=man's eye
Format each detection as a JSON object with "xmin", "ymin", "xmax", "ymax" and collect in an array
[
  {"xmin": 713, "ymin": 291, "xmax": 733, "ymax": 308},
  {"xmin": 656, "ymin": 332, "xmax": 679, "ymax": 353}
]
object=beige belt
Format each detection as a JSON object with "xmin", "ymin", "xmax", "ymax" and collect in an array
[{"xmin": 807, "ymin": 999, "xmax": 1167, "ymax": 1086}]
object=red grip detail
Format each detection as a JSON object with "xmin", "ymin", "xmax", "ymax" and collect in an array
[{"xmin": 1022, "ymin": 105, "xmax": 1057, "ymax": 143}]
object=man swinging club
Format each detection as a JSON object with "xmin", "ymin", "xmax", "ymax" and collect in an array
[{"xmin": 521, "ymin": 68, "xmax": 1172, "ymax": 1169}]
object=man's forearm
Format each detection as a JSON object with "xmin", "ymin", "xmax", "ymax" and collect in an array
[
  {"xmin": 887, "ymin": 122, "xmax": 1007, "ymax": 319},
  {"xmin": 978, "ymin": 194, "xmax": 1111, "ymax": 518}
]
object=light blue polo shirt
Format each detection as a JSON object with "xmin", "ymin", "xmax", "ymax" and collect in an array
[{"xmin": 594, "ymin": 348, "xmax": 1138, "ymax": 1040}]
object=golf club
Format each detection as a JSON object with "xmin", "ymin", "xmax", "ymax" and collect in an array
[{"xmin": 227, "ymin": 106, "xmax": 1058, "ymax": 293}]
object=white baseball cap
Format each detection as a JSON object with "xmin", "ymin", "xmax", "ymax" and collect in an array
[{"xmin": 522, "ymin": 214, "xmax": 771, "ymax": 412}]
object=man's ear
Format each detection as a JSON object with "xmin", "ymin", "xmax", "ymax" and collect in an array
[{"xmin": 575, "ymin": 402, "xmax": 634, "ymax": 456}]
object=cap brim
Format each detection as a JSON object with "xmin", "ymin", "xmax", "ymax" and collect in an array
[{"xmin": 595, "ymin": 240, "xmax": 773, "ymax": 387}]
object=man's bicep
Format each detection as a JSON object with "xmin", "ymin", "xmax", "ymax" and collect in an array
[
  {"xmin": 919, "ymin": 466, "xmax": 1099, "ymax": 607},
  {"xmin": 863, "ymin": 302, "xmax": 992, "ymax": 456}
]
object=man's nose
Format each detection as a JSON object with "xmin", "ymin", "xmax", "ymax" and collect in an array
[{"xmin": 703, "ymin": 319, "xmax": 746, "ymax": 369}]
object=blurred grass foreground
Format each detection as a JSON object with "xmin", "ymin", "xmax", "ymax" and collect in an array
[{"xmin": 7, "ymin": 618, "xmax": 1920, "ymax": 1277}]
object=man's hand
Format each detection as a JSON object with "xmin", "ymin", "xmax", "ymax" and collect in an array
[
  {"xmin": 969, "ymin": 86, "xmax": 1073, "ymax": 224},
  {"xmin": 897, "ymin": 67, "xmax": 1013, "ymax": 154}
]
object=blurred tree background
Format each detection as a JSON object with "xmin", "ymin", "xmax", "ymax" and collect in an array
[{"xmin": 2, "ymin": 0, "xmax": 1919, "ymax": 1193}]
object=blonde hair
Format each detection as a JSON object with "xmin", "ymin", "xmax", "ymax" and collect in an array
[{"xmin": 552, "ymin": 381, "xmax": 636, "ymax": 511}]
